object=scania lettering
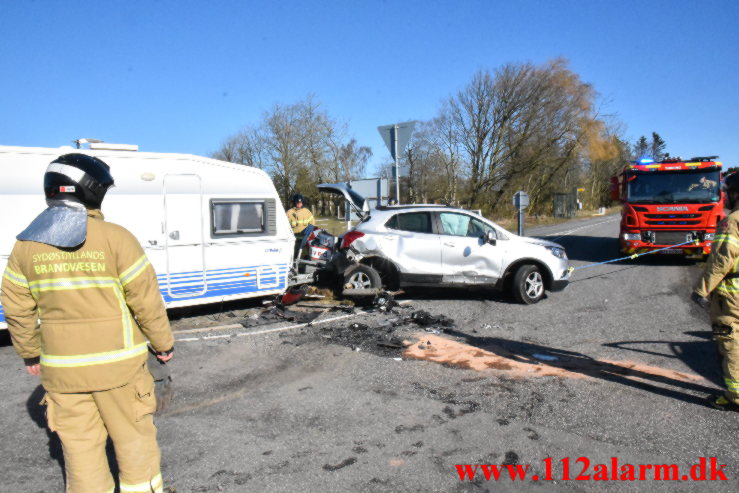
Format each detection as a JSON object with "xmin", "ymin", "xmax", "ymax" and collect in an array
[{"xmin": 610, "ymin": 156, "xmax": 723, "ymax": 258}]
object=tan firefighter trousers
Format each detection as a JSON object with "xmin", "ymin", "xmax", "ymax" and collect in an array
[
  {"xmin": 44, "ymin": 364, "xmax": 163, "ymax": 493},
  {"xmin": 710, "ymin": 295, "xmax": 739, "ymax": 404}
]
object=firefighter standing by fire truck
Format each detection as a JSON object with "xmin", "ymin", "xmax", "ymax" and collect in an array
[
  {"xmin": 692, "ymin": 172, "xmax": 739, "ymax": 412},
  {"xmin": 286, "ymin": 193, "xmax": 314, "ymax": 259},
  {"xmin": 1, "ymin": 154, "xmax": 174, "ymax": 492}
]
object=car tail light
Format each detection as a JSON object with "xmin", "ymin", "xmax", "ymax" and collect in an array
[{"xmin": 341, "ymin": 231, "xmax": 365, "ymax": 249}]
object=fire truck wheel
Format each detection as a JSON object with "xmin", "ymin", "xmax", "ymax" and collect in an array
[{"xmin": 512, "ymin": 264, "xmax": 545, "ymax": 304}]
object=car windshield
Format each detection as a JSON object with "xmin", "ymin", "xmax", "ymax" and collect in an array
[{"xmin": 626, "ymin": 169, "xmax": 720, "ymax": 204}]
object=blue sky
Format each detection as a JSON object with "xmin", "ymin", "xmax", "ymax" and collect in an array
[{"xmin": 2, "ymin": 0, "xmax": 738, "ymax": 172}]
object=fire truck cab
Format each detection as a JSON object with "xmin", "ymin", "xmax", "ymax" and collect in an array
[{"xmin": 610, "ymin": 156, "xmax": 724, "ymax": 258}]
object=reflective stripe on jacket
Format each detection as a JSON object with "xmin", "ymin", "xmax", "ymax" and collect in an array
[
  {"xmin": 695, "ymin": 207, "xmax": 739, "ymax": 298},
  {"xmin": 1, "ymin": 209, "xmax": 174, "ymax": 393},
  {"xmin": 286, "ymin": 207, "xmax": 314, "ymax": 234}
]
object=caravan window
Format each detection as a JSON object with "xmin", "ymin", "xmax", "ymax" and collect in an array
[{"xmin": 211, "ymin": 200, "xmax": 265, "ymax": 235}]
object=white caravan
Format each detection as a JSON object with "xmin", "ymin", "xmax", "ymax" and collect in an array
[{"xmin": 0, "ymin": 144, "xmax": 295, "ymax": 329}]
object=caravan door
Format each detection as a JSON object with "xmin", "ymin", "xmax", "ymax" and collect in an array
[{"xmin": 163, "ymin": 174, "xmax": 207, "ymax": 299}]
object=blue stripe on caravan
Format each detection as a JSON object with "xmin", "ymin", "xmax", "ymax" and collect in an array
[
  {"xmin": 166, "ymin": 279, "xmax": 282, "ymax": 295},
  {"xmin": 160, "ymin": 271, "xmax": 287, "ymax": 288},
  {"xmin": 160, "ymin": 278, "xmax": 287, "ymax": 303},
  {"xmin": 157, "ymin": 267, "xmax": 289, "ymax": 284},
  {"xmin": 158, "ymin": 263, "xmax": 289, "ymax": 303},
  {"xmin": 157, "ymin": 264, "xmax": 288, "ymax": 278},
  {"xmin": 157, "ymin": 265, "xmax": 289, "ymax": 286},
  {"xmin": 0, "ymin": 264, "xmax": 290, "ymax": 324}
]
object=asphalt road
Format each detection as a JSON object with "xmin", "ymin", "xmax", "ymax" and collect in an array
[{"xmin": 2, "ymin": 213, "xmax": 738, "ymax": 492}]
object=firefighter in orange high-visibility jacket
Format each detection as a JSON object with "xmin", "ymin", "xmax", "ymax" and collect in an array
[
  {"xmin": 286, "ymin": 193, "xmax": 314, "ymax": 259},
  {"xmin": 1, "ymin": 154, "xmax": 174, "ymax": 493},
  {"xmin": 692, "ymin": 172, "xmax": 739, "ymax": 412}
]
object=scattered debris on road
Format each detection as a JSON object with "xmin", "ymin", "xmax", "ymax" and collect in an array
[
  {"xmin": 406, "ymin": 310, "xmax": 455, "ymax": 329},
  {"xmin": 241, "ymin": 305, "xmax": 324, "ymax": 327}
]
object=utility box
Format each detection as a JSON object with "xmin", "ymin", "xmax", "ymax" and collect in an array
[{"xmin": 553, "ymin": 192, "xmax": 577, "ymax": 218}]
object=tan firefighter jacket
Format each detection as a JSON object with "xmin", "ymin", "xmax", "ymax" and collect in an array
[
  {"xmin": 286, "ymin": 206, "xmax": 314, "ymax": 234},
  {"xmin": 695, "ymin": 205, "xmax": 739, "ymax": 301},
  {"xmin": 1, "ymin": 209, "xmax": 174, "ymax": 393}
]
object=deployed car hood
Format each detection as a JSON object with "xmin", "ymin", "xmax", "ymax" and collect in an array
[{"xmin": 317, "ymin": 183, "xmax": 370, "ymax": 218}]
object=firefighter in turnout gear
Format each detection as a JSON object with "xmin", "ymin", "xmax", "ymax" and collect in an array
[
  {"xmin": 1, "ymin": 153, "xmax": 174, "ymax": 492},
  {"xmin": 692, "ymin": 171, "xmax": 739, "ymax": 412},
  {"xmin": 286, "ymin": 193, "xmax": 314, "ymax": 259}
]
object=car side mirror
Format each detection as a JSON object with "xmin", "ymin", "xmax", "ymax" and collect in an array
[{"xmin": 485, "ymin": 231, "xmax": 497, "ymax": 245}]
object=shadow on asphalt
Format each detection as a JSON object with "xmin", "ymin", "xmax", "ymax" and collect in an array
[
  {"xmin": 553, "ymin": 235, "xmax": 702, "ymax": 267},
  {"xmin": 167, "ymin": 296, "xmax": 266, "ymax": 321},
  {"xmin": 397, "ymin": 286, "xmax": 526, "ymax": 305},
  {"xmin": 26, "ymin": 385, "xmax": 120, "ymax": 488},
  {"xmin": 604, "ymin": 331, "xmax": 723, "ymax": 387},
  {"xmin": 568, "ymin": 265, "xmax": 640, "ymax": 283},
  {"xmin": 26, "ymin": 385, "xmax": 65, "ymax": 475},
  {"xmin": 444, "ymin": 329, "xmax": 717, "ymax": 407},
  {"xmin": 0, "ymin": 329, "xmax": 10, "ymax": 347},
  {"xmin": 539, "ymin": 235, "xmax": 619, "ymax": 263}
]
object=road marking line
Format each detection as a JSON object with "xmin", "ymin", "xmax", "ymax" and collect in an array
[{"xmin": 545, "ymin": 217, "xmax": 618, "ymax": 241}]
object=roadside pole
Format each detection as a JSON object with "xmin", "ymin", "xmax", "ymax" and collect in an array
[
  {"xmin": 378, "ymin": 121, "xmax": 416, "ymax": 205},
  {"xmin": 394, "ymin": 124, "xmax": 399, "ymax": 204},
  {"xmin": 513, "ymin": 191, "xmax": 529, "ymax": 236}
]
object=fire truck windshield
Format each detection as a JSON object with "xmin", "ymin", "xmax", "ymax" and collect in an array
[{"xmin": 627, "ymin": 169, "xmax": 720, "ymax": 204}]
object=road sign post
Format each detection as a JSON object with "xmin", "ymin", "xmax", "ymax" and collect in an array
[
  {"xmin": 513, "ymin": 191, "xmax": 529, "ymax": 236},
  {"xmin": 378, "ymin": 121, "xmax": 415, "ymax": 204}
]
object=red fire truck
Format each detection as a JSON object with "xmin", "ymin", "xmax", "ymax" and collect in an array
[{"xmin": 610, "ymin": 156, "xmax": 724, "ymax": 258}]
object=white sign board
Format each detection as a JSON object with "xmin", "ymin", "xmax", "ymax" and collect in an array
[{"xmin": 513, "ymin": 191, "xmax": 529, "ymax": 210}]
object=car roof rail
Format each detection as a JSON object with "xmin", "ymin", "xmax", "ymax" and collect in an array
[{"xmin": 375, "ymin": 204, "xmax": 455, "ymax": 211}]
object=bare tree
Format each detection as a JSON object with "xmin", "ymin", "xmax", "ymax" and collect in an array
[
  {"xmin": 212, "ymin": 125, "xmax": 267, "ymax": 169},
  {"xmin": 445, "ymin": 59, "xmax": 605, "ymax": 214},
  {"xmin": 430, "ymin": 103, "xmax": 463, "ymax": 205},
  {"xmin": 213, "ymin": 95, "xmax": 372, "ymax": 212}
]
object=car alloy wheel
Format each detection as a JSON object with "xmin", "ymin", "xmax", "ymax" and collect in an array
[
  {"xmin": 512, "ymin": 264, "xmax": 545, "ymax": 304},
  {"xmin": 346, "ymin": 271, "xmax": 372, "ymax": 289},
  {"xmin": 524, "ymin": 271, "xmax": 544, "ymax": 299},
  {"xmin": 343, "ymin": 264, "xmax": 382, "ymax": 290}
]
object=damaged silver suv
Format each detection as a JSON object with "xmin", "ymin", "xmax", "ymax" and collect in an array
[{"xmin": 318, "ymin": 184, "xmax": 570, "ymax": 304}]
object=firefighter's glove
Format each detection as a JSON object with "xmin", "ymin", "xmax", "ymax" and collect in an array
[
  {"xmin": 156, "ymin": 347, "xmax": 174, "ymax": 363},
  {"xmin": 690, "ymin": 292, "xmax": 709, "ymax": 310}
]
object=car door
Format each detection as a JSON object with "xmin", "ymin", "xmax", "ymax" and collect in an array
[
  {"xmin": 383, "ymin": 211, "xmax": 442, "ymax": 282},
  {"xmin": 438, "ymin": 211, "xmax": 502, "ymax": 284}
]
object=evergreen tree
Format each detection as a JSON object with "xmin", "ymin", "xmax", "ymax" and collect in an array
[
  {"xmin": 650, "ymin": 132, "xmax": 667, "ymax": 161},
  {"xmin": 633, "ymin": 136, "xmax": 649, "ymax": 160}
]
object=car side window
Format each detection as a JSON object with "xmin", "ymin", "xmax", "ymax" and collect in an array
[
  {"xmin": 439, "ymin": 212, "xmax": 495, "ymax": 238},
  {"xmin": 439, "ymin": 212, "xmax": 469, "ymax": 236},
  {"xmin": 469, "ymin": 217, "xmax": 495, "ymax": 238},
  {"xmin": 385, "ymin": 212, "xmax": 433, "ymax": 233}
]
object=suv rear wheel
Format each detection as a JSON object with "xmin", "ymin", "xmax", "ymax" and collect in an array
[
  {"xmin": 512, "ymin": 264, "xmax": 545, "ymax": 304},
  {"xmin": 343, "ymin": 264, "xmax": 382, "ymax": 291}
]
